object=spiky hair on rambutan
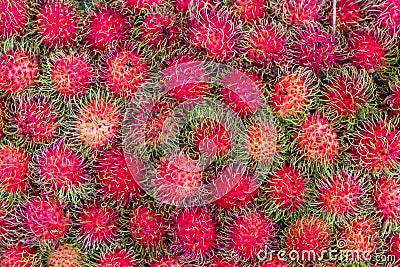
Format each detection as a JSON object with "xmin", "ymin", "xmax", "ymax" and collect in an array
[
  {"xmin": 269, "ymin": 67, "xmax": 318, "ymax": 119},
  {"xmin": 34, "ymin": 0, "xmax": 82, "ymax": 49},
  {"xmin": 95, "ymin": 247, "xmax": 138, "ymax": 267},
  {"xmin": 321, "ymin": 66, "xmax": 375, "ymax": 121},
  {"xmin": 32, "ymin": 138, "xmax": 90, "ymax": 203},
  {"xmin": 0, "ymin": 201, "xmax": 17, "ymax": 245},
  {"xmin": 385, "ymin": 233, "xmax": 400, "ymax": 263},
  {"xmin": 46, "ymin": 243, "xmax": 84, "ymax": 267},
  {"xmin": 272, "ymin": 0, "xmax": 324, "ymax": 26},
  {"xmin": 327, "ymin": 0, "xmax": 366, "ymax": 31},
  {"xmin": 149, "ymin": 255, "xmax": 187, "ymax": 266},
  {"xmin": 43, "ymin": 50, "xmax": 94, "ymax": 99},
  {"xmin": 385, "ymin": 73, "xmax": 400, "ymax": 115},
  {"xmin": 186, "ymin": 3, "xmax": 242, "ymax": 62},
  {"xmin": 374, "ymin": 0, "xmax": 400, "ymax": 38},
  {"xmin": 172, "ymin": 0, "xmax": 212, "ymax": 13},
  {"xmin": 0, "ymin": 101, "xmax": 5, "ymax": 139},
  {"xmin": 0, "ymin": 0, "xmax": 29, "ymax": 40},
  {"xmin": 349, "ymin": 117, "xmax": 400, "ymax": 173},
  {"xmin": 209, "ymin": 256, "xmax": 237, "ymax": 267},
  {"xmin": 229, "ymin": 0, "xmax": 268, "ymax": 24},
  {"xmin": 372, "ymin": 175, "xmax": 400, "ymax": 223},
  {"xmin": 123, "ymin": 0, "xmax": 166, "ymax": 12},
  {"xmin": 0, "ymin": 243, "xmax": 39, "ymax": 267},
  {"xmin": 242, "ymin": 21, "xmax": 289, "ymax": 69}
]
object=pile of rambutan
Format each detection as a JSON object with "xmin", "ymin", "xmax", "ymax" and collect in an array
[{"xmin": 0, "ymin": 0, "xmax": 399, "ymax": 266}]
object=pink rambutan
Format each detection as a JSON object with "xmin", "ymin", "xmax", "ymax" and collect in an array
[
  {"xmin": 187, "ymin": 5, "xmax": 240, "ymax": 62},
  {"xmin": 0, "ymin": 0, "xmax": 29, "ymax": 40},
  {"xmin": 47, "ymin": 244, "xmax": 83, "ymax": 267},
  {"xmin": 230, "ymin": 0, "xmax": 267, "ymax": 23},
  {"xmin": 385, "ymin": 80, "xmax": 400, "ymax": 115},
  {"xmin": 96, "ymin": 145, "xmax": 143, "ymax": 205},
  {"xmin": 323, "ymin": 67, "xmax": 371, "ymax": 118},
  {"xmin": 0, "ymin": 244, "xmax": 38, "ymax": 267},
  {"xmin": 375, "ymin": 0, "xmax": 400, "ymax": 37},
  {"xmin": 173, "ymin": 0, "xmax": 212, "ymax": 13},
  {"xmin": 350, "ymin": 119, "xmax": 400, "ymax": 172},
  {"xmin": 265, "ymin": 164, "xmax": 307, "ymax": 212},
  {"xmin": 84, "ymin": 6, "xmax": 131, "ymax": 52},
  {"xmin": 0, "ymin": 102, "xmax": 5, "ymax": 138},
  {"xmin": 338, "ymin": 217, "xmax": 379, "ymax": 255},
  {"xmin": 373, "ymin": 177, "xmax": 400, "ymax": 222},
  {"xmin": 347, "ymin": 29, "xmax": 390, "ymax": 72},
  {"xmin": 33, "ymin": 140, "xmax": 88, "ymax": 200},
  {"xmin": 243, "ymin": 22, "xmax": 288, "ymax": 68},
  {"xmin": 290, "ymin": 24, "xmax": 338, "ymax": 73},
  {"xmin": 21, "ymin": 196, "xmax": 69, "ymax": 243},
  {"xmin": 35, "ymin": 1, "xmax": 80, "ymax": 48},
  {"xmin": 330, "ymin": 0, "xmax": 364, "ymax": 30},
  {"xmin": 227, "ymin": 211, "xmax": 275, "ymax": 260},
  {"xmin": 0, "ymin": 202, "xmax": 16, "ymax": 244},
  {"xmin": 150, "ymin": 255, "xmax": 187, "ymax": 267},
  {"xmin": 155, "ymin": 154, "xmax": 204, "ymax": 205},
  {"xmin": 386, "ymin": 234, "xmax": 400, "ymax": 262},
  {"xmin": 296, "ymin": 114, "xmax": 340, "ymax": 165},
  {"xmin": 220, "ymin": 69, "xmax": 264, "ymax": 117},
  {"xmin": 73, "ymin": 97, "xmax": 122, "ymax": 150},
  {"xmin": 9, "ymin": 95, "xmax": 59, "ymax": 144},
  {"xmin": 50, "ymin": 52, "xmax": 93, "ymax": 98},
  {"xmin": 102, "ymin": 48, "xmax": 148, "ymax": 98},
  {"xmin": 213, "ymin": 166, "xmax": 258, "ymax": 210},
  {"xmin": 97, "ymin": 248, "xmax": 137, "ymax": 267},
  {"xmin": 140, "ymin": 11, "xmax": 180, "ymax": 50},
  {"xmin": 193, "ymin": 119, "xmax": 232, "ymax": 159},
  {"xmin": 210, "ymin": 257, "xmax": 237, "ymax": 267},
  {"xmin": 269, "ymin": 69, "xmax": 316, "ymax": 118},
  {"xmin": 129, "ymin": 205, "xmax": 168, "ymax": 249},
  {"xmin": 77, "ymin": 203, "xmax": 119, "ymax": 248},
  {"xmin": 246, "ymin": 121, "xmax": 280, "ymax": 166},
  {"xmin": 283, "ymin": 216, "xmax": 331, "ymax": 261},
  {"xmin": 278, "ymin": 0, "xmax": 323, "ymax": 25},
  {"xmin": 174, "ymin": 208, "xmax": 216, "ymax": 258},
  {"xmin": 317, "ymin": 171, "xmax": 363, "ymax": 217},
  {"xmin": 0, "ymin": 145, "xmax": 31, "ymax": 194},
  {"xmin": 124, "ymin": 0, "xmax": 165, "ymax": 11},
  {"xmin": 0, "ymin": 49, "xmax": 39, "ymax": 94},
  {"xmin": 259, "ymin": 255, "xmax": 290, "ymax": 267}
]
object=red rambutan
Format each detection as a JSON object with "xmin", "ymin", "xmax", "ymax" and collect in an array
[
  {"xmin": 0, "ymin": 0, "xmax": 29, "ymax": 40},
  {"xmin": 0, "ymin": 244, "xmax": 38, "ymax": 267},
  {"xmin": 330, "ymin": 0, "xmax": 364, "ymax": 30},
  {"xmin": 385, "ymin": 80, "xmax": 400, "ymax": 115},
  {"xmin": 150, "ymin": 255, "xmax": 187, "ymax": 267},
  {"xmin": 373, "ymin": 177, "xmax": 400, "ymax": 222},
  {"xmin": 265, "ymin": 164, "xmax": 307, "ymax": 212},
  {"xmin": 230, "ymin": 0, "xmax": 267, "ymax": 23},
  {"xmin": 124, "ymin": 0, "xmax": 165, "ymax": 11},
  {"xmin": 259, "ymin": 255, "xmax": 290, "ymax": 267},
  {"xmin": 278, "ymin": 0, "xmax": 323, "ymax": 26},
  {"xmin": 47, "ymin": 244, "xmax": 83, "ymax": 267},
  {"xmin": 0, "ymin": 49, "xmax": 39, "ymax": 94},
  {"xmin": 173, "ymin": 0, "xmax": 212, "ymax": 13},
  {"xmin": 210, "ymin": 257, "xmax": 237, "ymax": 267},
  {"xmin": 386, "ymin": 234, "xmax": 400, "ymax": 262},
  {"xmin": 0, "ymin": 102, "xmax": 5, "ymax": 138},
  {"xmin": 35, "ymin": 1, "xmax": 80, "ymax": 48},
  {"xmin": 0, "ymin": 145, "xmax": 31, "ymax": 194},
  {"xmin": 375, "ymin": 0, "xmax": 400, "ymax": 37},
  {"xmin": 0, "ymin": 202, "xmax": 16, "ymax": 244},
  {"xmin": 97, "ymin": 248, "xmax": 137, "ymax": 267}
]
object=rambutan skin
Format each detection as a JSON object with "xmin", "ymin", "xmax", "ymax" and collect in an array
[
  {"xmin": 0, "ymin": 0, "xmax": 29, "ymax": 40},
  {"xmin": 375, "ymin": 0, "xmax": 400, "ymax": 37},
  {"xmin": 47, "ymin": 244, "xmax": 83, "ymax": 267},
  {"xmin": 230, "ymin": 0, "xmax": 267, "ymax": 23},
  {"xmin": 386, "ymin": 234, "xmax": 400, "ymax": 262},
  {"xmin": 0, "ymin": 145, "xmax": 31, "ymax": 194},
  {"xmin": 331, "ymin": 0, "xmax": 364, "ymax": 30},
  {"xmin": 124, "ymin": 0, "xmax": 165, "ymax": 11},
  {"xmin": 35, "ymin": 1, "xmax": 80, "ymax": 48},
  {"xmin": 97, "ymin": 248, "xmax": 137, "ymax": 267},
  {"xmin": 373, "ymin": 177, "xmax": 400, "ymax": 222},
  {"xmin": 0, "ymin": 244, "xmax": 38, "ymax": 267}
]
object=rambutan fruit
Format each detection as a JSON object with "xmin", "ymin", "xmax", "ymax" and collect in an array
[
  {"xmin": 173, "ymin": 208, "xmax": 216, "ymax": 259},
  {"xmin": 0, "ymin": 243, "xmax": 38, "ymax": 267},
  {"xmin": 76, "ymin": 203, "xmax": 119, "ymax": 248},
  {"xmin": 295, "ymin": 113, "xmax": 340, "ymax": 165},
  {"xmin": 375, "ymin": 0, "xmax": 400, "ymax": 37},
  {"xmin": 154, "ymin": 153, "xmax": 204, "ymax": 205},
  {"xmin": 213, "ymin": 166, "xmax": 258, "ymax": 210},
  {"xmin": 259, "ymin": 255, "xmax": 290, "ymax": 267},
  {"xmin": 140, "ymin": 11, "xmax": 180, "ymax": 50},
  {"xmin": 0, "ymin": 145, "xmax": 31, "ymax": 194},
  {"xmin": 0, "ymin": 102, "xmax": 5, "ymax": 138},
  {"xmin": 97, "ymin": 248, "xmax": 137, "ymax": 267},
  {"xmin": 150, "ymin": 255, "xmax": 187, "ymax": 267},
  {"xmin": 322, "ymin": 67, "xmax": 372, "ymax": 119},
  {"xmin": 32, "ymin": 140, "xmax": 89, "ymax": 202},
  {"xmin": 329, "ymin": 0, "xmax": 364, "ymax": 31},
  {"xmin": 47, "ymin": 244, "xmax": 83, "ymax": 267},
  {"xmin": 316, "ymin": 171, "xmax": 364, "ymax": 218},
  {"xmin": 0, "ymin": 49, "xmax": 39, "ymax": 94},
  {"xmin": 101, "ymin": 48, "xmax": 149, "ymax": 98},
  {"xmin": 276, "ymin": 0, "xmax": 323, "ymax": 26},
  {"xmin": 386, "ymin": 233, "xmax": 400, "ymax": 262},
  {"xmin": 8, "ymin": 95, "xmax": 59, "ymax": 145},
  {"xmin": 49, "ymin": 52, "xmax": 93, "ymax": 98},
  {"xmin": 84, "ymin": 5, "xmax": 131, "ymax": 52},
  {"xmin": 226, "ymin": 211, "xmax": 275, "ymax": 260},
  {"xmin": 337, "ymin": 217, "xmax": 379, "ymax": 256},
  {"xmin": 162, "ymin": 54, "xmax": 211, "ymax": 102},
  {"xmin": 350, "ymin": 119, "xmax": 400, "ymax": 172},
  {"xmin": 220, "ymin": 69, "xmax": 264, "ymax": 118},
  {"xmin": 124, "ymin": 0, "xmax": 165, "ymax": 12},
  {"xmin": 35, "ymin": 1, "xmax": 80, "ymax": 48},
  {"xmin": 264, "ymin": 163, "xmax": 307, "ymax": 212},
  {"xmin": 0, "ymin": 0, "xmax": 29, "ymax": 40},
  {"xmin": 72, "ymin": 96, "xmax": 122, "ymax": 151},
  {"xmin": 21, "ymin": 196, "xmax": 69, "ymax": 244},
  {"xmin": 173, "ymin": 0, "xmax": 212, "ymax": 13},
  {"xmin": 0, "ymin": 202, "xmax": 17, "ymax": 245},
  {"xmin": 96, "ymin": 144, "xmax": 143, "ymax": 205},
  {"xmin": 346, "ymin": 28, "xmax": 393, "ymax": 72},
  {"xmin": 192, "ymin": 119, "xmax": 232, "ymax": 159},
  {"xmin": 385, "ymin": 79, "xmax": 400, "ymax": 115},
  {"xmin": 243, "ymin": 22, "xmax": 288, "ymax": 69},
  {"xmin": 269, "ymin": 68, "xmax": 317, "ymax": 118},
  {"xmin": 187, "ymin": 5, "xmax": 240, "ymax": 62},
  {"xmin": 128, "ymin": 205, "xmax": 168, "ymax": 250},
  {"xmin": 210, "ymin": 257, "xmax": 237, "ymax": 267},
  {"xmin": 230, "ymin": 0, "xmax": 267, "ymax": 23},
  {"xmin": 282, "ymin": 216, "xmax": 331, "ymax": 262},
  {"xmin": 290, "ymin": 24, "xmax": 339, "ymax": 73},
  {"xmin": 245, "ymin": 120, "xmax": 280, "ymax": 167},
  {"xmin": 372, "ymin": 177, "xmax": 400, "ymax": 222}
]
